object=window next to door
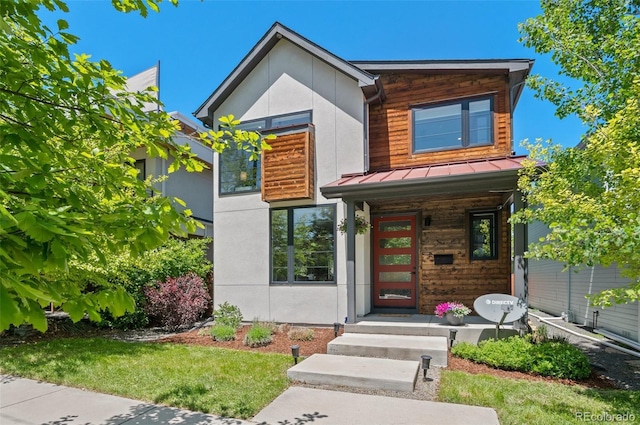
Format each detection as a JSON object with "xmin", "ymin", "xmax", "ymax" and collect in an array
[
  {"xmin": 270, "ymin": 205, "xmax": 336, "ymax": 284},
  {"xmin": 470, "ymin": 211, "xmax": 498, "ymax": 260},
  {"xmin": 412, "ymin": 96, "xmax": 493, "ymax": 152}
]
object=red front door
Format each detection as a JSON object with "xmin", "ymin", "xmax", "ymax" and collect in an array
[{"xmin": 372, "ymin": 214, "xmax": 417, "ymax": 308}]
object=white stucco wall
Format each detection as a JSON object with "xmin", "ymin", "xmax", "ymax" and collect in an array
[{"xmin": 211, "ymin": 39, "xmax": 367, "ymax": 324}]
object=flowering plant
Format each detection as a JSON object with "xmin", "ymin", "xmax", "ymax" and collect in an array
[
  {"xmin": 434, "ymin": 302, "xmax": 471, "ymax": 318},
  {"xmin": 337, "ymin": 215, "xmax": 371, "ymax": 235}
]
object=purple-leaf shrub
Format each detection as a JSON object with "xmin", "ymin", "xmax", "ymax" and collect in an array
[{"xmin": 144, "ymin": 273, "xmax": 211, "ymax": 331}]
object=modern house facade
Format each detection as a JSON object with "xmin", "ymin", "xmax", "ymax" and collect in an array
[{"xmin": 194, "ymin": 22, "xmax": 533, "ymax": 324}]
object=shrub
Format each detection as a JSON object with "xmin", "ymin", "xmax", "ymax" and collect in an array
[
  {"xmin": 76, "ymin": 237, "xmax": 212, "ymax": 330},
  {"xmin": 277, "ymin": 323, "xmax": 291, "ymax": 334},
  {"xmin": 244, "ymin": 323, "xmax": 273, "ymax": 347},
  {"xmin": 288, "ymin": 327, "xmax": 315, "ymax": 341},
  {"xmin": 451, "ymin": 335, "xmax": 591, "ymax": 380},
  {"xmin": 210, "ymin": 324, "xmax": 236, "ymax": 341},
  {"xmin": 253, "ymin": 319, "xmax": 278, "ymax": 335},
  {"xmin": 144, "ymin": 273, "xmax": 211, "ymax": 331},
  {"xmin": 214, "ymin": 302, "xmax": 243, "ymax": 329}
]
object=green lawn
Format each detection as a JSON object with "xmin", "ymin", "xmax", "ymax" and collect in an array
[
  {"xmin": 438, "ymin": 370, "xmax": 640, "ymax": 425},
  {"xmin": 2, "ymin": 337, "xmax": 639, "ymax": 423},
  {"xmin": 0, "ymin": 338, "xmax": 291, "ymax": 419}
]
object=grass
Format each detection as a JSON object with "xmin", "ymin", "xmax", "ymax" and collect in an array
[
  {"xmin": 438, "ymin": 370, "xmax": 640, "ymax": 425},
  {"xmin": 0, "ymin": 337, "xmax": 291, "ymax": 419}
]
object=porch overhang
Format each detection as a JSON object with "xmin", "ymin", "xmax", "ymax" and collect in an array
[{"xmin": 321, "ymin": 156, "xmax": 535, "ymax": 201}]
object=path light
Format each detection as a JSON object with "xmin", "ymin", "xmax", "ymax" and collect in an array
[
  {"xmin": 449, "ymin": 329, "xmax": 458, "ymax": 348},
  {"xmin": 291, "ymin": 345, "xmax": 300, "ymax": 364},
  {"xmin": 420, "ymin": 355, "xmax": 432, "ymax": 379},
  {"xmin": 333, "ymin": 322, "xmax": 341, "ymax": 337}
]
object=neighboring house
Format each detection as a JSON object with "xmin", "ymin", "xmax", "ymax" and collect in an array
[
  {"xmin": 528, "ymin": 223, "xmax": 640, "ymax": 344},
  {"xmin": 125, "ymin": 66, "xmax": 214, "ymax": 260},
  {"xmin": 131, "ymin": 111, "xmax": 214, "ymax": 260},
  {"xmin": 194, "ymin": 22, "xmax": 533, "ymax": 324}
]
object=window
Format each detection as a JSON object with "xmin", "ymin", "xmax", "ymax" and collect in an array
[
  {"xmin": 218, "ymin": 111, "xmax": 311, "ymax": 195},
  {"xmin": 413, "ymin": 97, "xmax": 493, "ymax": 152},
  {"xmin": 271, "ymin": 205, "xmax": 335, "ymax": 283},
  {"xmin": 134, "ymin": 159, "xmax": 145, "ymax": 180},
  {"xmin": 470, "ymin": 211, "xmax": 498, "ymax": 260}
]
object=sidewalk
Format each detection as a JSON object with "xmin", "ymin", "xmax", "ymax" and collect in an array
[
  {"xmin": 1, "ymin": 375, "xmax": 500, "ymax": 425},
  {"xmin": 0, "ymin": 375, "xmax": 252, "ymax": 425}
]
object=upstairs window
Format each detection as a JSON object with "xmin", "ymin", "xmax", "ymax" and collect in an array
[
  {"xmin": 219, "ymin": 111, "xmax": 311, "ymax": 195},
  {"xmin": 413, "ymin": 97, "xmax": 493, "ymax": 152},
  {"xmin": 470, "ymin": 211, "xmax": 498, "ymax": 260}
]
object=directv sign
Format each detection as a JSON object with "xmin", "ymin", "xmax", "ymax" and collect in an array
[{"xmin": 474, "ymin": 294, "xmax": 527, "ymax": 324}]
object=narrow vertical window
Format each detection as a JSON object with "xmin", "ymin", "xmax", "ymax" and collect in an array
[{"xmin": 470, "ymin": 211, "xmax": 498, "ymax": 260}]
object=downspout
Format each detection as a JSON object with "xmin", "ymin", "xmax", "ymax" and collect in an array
[
  {"xmin": 363, "ymin": 78, "xmax": 384, "ymax": 173},
  {"xmin": 509, "ymin": 79, "xmax": 526, "ymax": 153}
]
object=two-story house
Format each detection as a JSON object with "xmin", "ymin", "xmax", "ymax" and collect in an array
[
  {"xmin": 131, "ymin": 111, "xmax": 214, "ymax": 260},
  {"xmin": 194, "ymin": 22, "xmax": 533, "ymax": 324}
]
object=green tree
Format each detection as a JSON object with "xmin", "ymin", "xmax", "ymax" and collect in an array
[
  {"xmin": 0, "ymin": 0, "xmax": 271, "ymax": 331},
  {"xmin": 514, "ymin": 0, "xmax": 640, "ymax": 306}
]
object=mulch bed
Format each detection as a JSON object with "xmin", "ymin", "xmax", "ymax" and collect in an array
[
  {"xmin": 157, "ymin": 325, "xmax": 336, "ymax": 358},
  {"xmin": 447, "ymin": 352, "xmax": 618, "ymax": 389}
]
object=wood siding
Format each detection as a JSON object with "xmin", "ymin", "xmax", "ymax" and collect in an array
[
  {"xmin": 370, "ymin": 193, "xmax": 511, "ymax": 314},
  {"xmin": 528, "ymin": 222, "xmax": 639, "ymax": 342},
  {"xmin": 262, "ymin": 128, "xmax": 315, "ymax": 202},
  {"xmin": 369, "ymin": 73, "xmax": 512, "ymax": 171}
]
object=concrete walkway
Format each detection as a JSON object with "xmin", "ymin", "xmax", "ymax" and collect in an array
[
  {"xmin": 1, "ymin": 374, "xmax": 500, "ymax": 425},
  {"xmin": 0, "ymin": 375, "xmax": 251, "ymax": 425}
]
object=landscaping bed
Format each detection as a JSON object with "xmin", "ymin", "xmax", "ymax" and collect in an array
[{"xmin": 157, "ymin": 324, "xmax": 336, "ymax": 358}]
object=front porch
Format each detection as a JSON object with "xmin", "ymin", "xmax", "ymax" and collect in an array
[{"xmin": 347, "ymin": 313, "xmax": 519, "ymax": 344}]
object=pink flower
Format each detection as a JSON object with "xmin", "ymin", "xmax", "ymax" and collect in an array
[{"xmin": 434, "ymin": 301, "xmax": 471, "ymax": 318}]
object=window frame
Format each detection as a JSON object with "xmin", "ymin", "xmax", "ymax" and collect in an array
[
  {"xmin": 218, "ymin": 110, "xmax": 312, "ymax": 196},
  {"xmin": 412, "ymin": 95, "xmax": 494, "ymax": 153},
  {"xmin": 134, "ymin": 159, "xmax": 146, "ymax": 181},
  {"xmin": 269, "ymin": 204, "xmax": 336, "ymax": 285},
  {"xmin": 469, "ymin": 210, "xmax": 499, "ymax": 261}
]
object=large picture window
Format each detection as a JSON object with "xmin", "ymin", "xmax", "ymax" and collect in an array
[
  {"xmin": 413, "ymin": 97, "xmax": 493, "ymax": 152},
  {"xmin": 470, "ymin": 211, "xmax": 498, "ymax": 260},
  {"xmin": 271, "ymin": 205, "xmax": 335, "ymax": 284},
  {"xmin": 219, "ymin": 111, "xmax": 312, "ymax": 195}
]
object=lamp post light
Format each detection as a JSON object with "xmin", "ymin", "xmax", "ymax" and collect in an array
[
  {"xmin": 449, "ymin": 329, "xmax": 458, "ymax": 348},
  {"xmin": 291, "ymin": 345, "xmax": 300, "ymax": 364},
  {"xmin": 420, "ymin": 355, "xmax": 432, "ymax": 380},
  {"xmin": 333, "ymin": 322, "xmax": 341, "ymax": 337}
]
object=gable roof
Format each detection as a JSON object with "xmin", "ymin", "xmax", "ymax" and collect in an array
[{"xmin": 193, "ymin": 22, "xmax": 381, "ymax": 127}]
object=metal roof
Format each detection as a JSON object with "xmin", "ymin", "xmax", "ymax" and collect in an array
[{"xmin": 320, "ymin": 156, "xmax": 538, "ymax": 200}]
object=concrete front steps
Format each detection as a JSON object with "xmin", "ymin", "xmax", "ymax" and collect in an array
[
  {"xmin": 288, "ymin": 331, "xmax": 447, "ymax": 393},
  {"xmin": 287, "ymin": 354, "xmax": 419, "ymax": 392},
  {"xmin": 346, "ymin": 315, "xmax": 518, "ymax": 344},
  {"xmin": 328, "ymin": 333, "xmax": 448, "ymax": 367}
]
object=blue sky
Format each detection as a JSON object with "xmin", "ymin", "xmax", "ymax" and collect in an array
[{"xmin": 43, "ymin": 0, "xmax": 586, "ymax": 154}]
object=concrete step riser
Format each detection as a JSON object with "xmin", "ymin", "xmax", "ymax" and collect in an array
[
  {"xmin": 327, "ymin": 344, "xmax": 447, "ymax": 366},
  {"xmin": 345, "ymin": 323, "xmax": 518, "ymax": 344},
  {"xmin": 287, "ymin": 354, "xmax": 419, "ymax": 392},
  {"xmin": 327, "ymin": 334, "xmax": 448, "ymax": 367}
]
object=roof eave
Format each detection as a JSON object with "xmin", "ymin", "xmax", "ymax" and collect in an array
[
  {"xmin": 320, "ymin": 169, "xmax": 522, "ymax": 201},
  {"xmin": 193, "ymin": 22, "xmax": 378, "ymax": 127}
]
